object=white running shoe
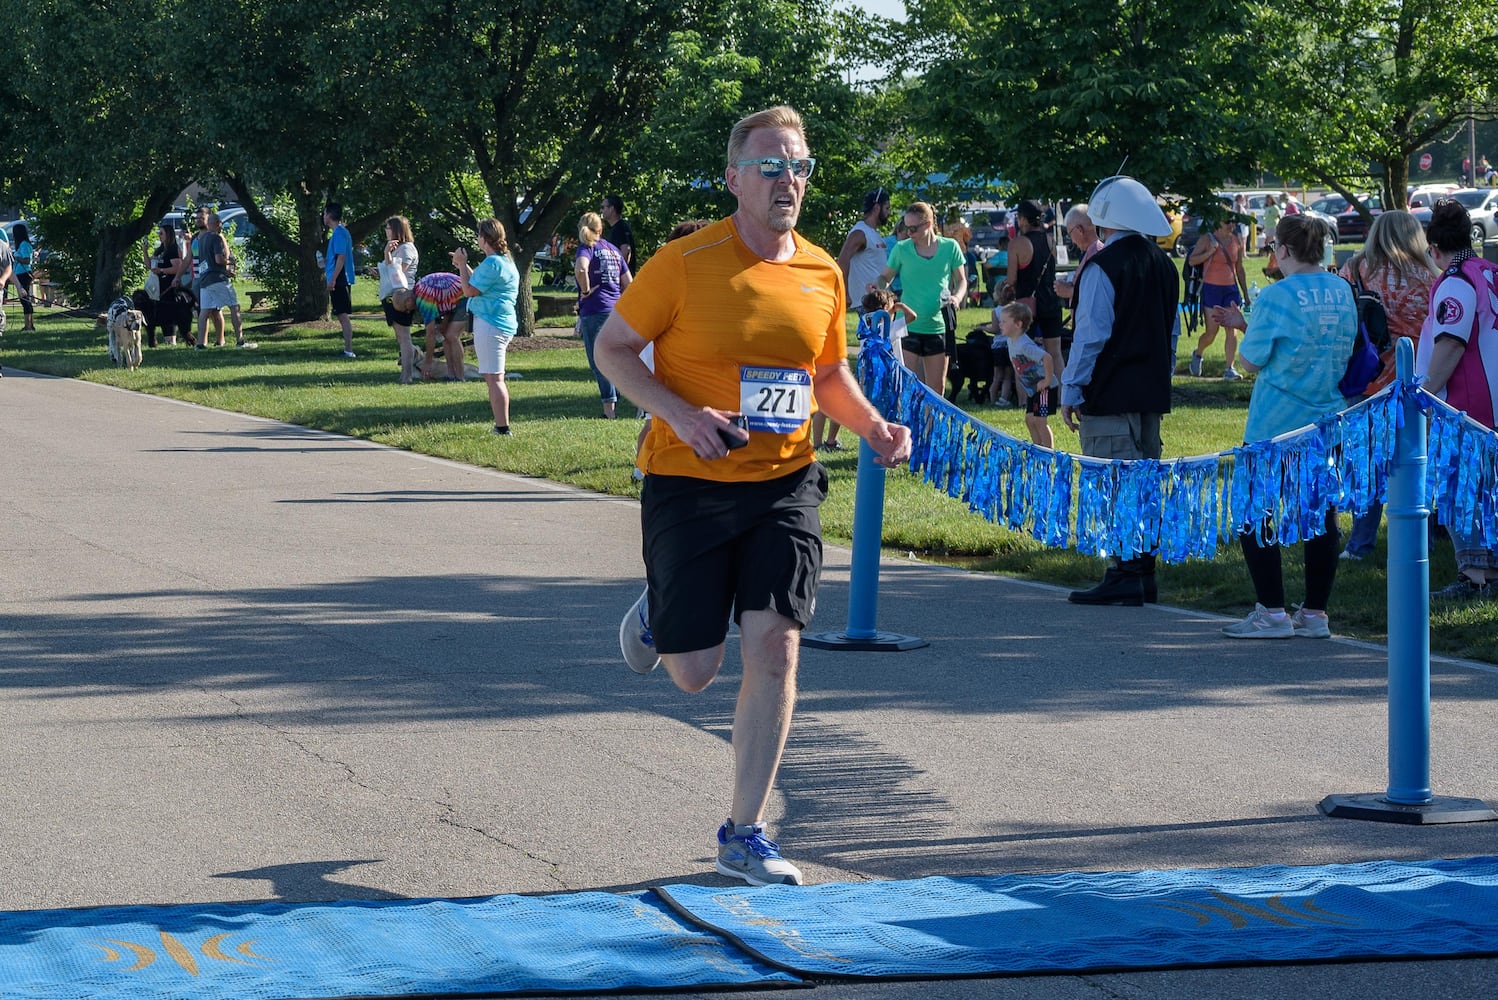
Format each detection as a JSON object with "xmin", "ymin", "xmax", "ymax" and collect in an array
[
  {"xmin": 1291, "ymin": 606, "xmax": 1331, "ymax": 638},
  {"xmin": 619, "ymin": 586, "xmax": 661, "ymax": 674},
  {"xmin": 1222, "ymin": 603, "xmax": 1294, "ymax": 639}
]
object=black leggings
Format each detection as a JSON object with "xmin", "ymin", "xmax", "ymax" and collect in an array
[
  {"xmin": 1238, "ymin": 508, "xmax": 1340, "ymax": 610},
  {"xmin": 16, "ymin": 272, "xmax": 32, "ymax": 319}
]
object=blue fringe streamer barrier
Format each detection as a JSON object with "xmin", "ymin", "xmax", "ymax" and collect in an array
[{"xmin": 856, "ymin": 333, "xmax": 1498, "ymax": 563}]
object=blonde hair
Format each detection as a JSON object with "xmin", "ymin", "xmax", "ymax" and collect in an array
[
  {"xmin": 726, "ymin": 105, "xmax": 806, "ymax": 166},
  {"xmin": 1359, "ymin": 210, "xmax": 1438, "ymax": 280},
  {"xmin": 385, "ymin": 215, "xmax": 413, "ymax": 243},
  {"xmin": 903, "ymin": 201, "xmax": 935, "ymax": 227},
  {"xmin": 578, "ymin": 212, "xmax": 604, "ymax": 246},
  {"xmin": 476, "ymin": 217, "xmax": 508, "ymax": 255}
]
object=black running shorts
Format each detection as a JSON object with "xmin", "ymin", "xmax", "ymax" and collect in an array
[{"xmin": 640, "ymin": 462, "xmax": 828, "ymax": 654}]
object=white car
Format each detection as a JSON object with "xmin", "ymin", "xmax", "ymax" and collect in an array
[
  {"xmin": 1217, "ymin": 189, "xmax": 1292, "ymax": 227},
  {"xmin": 1446, "ymin": 188, "xmax": 1498, "ymax": 243},
  {"xmin": 1408, "ymin": 183, "xmax": 1460, "ymax": 209}
]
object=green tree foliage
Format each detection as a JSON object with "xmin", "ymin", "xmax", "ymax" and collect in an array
[
  {"xmin": 171, "ymin": 0, "xmax": 455, "ymax": 320},
  {"xmin": 384, "ymin": 0, "xmax": 722, "ymax": 333},
  {"xmin": 906, "ymin": 0, "xmax": 1270, "ymax": 209},
  {"xmin": 634, "ymin": 0, "xmax": 896, "ymax": 256},
  {"xmin": 1259, "ymin": 0, "xmax": 1498, "ymax": 211},
  {"xmin": 0, "ymin": 0, "xmax": 196, "ymax": 307}
]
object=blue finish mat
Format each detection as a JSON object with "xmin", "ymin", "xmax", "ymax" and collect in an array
[
  {"xmin": 0, "ymin": 891, "xmax": 802, "ymax": 999},
  {"xmin": 655, "ymin": 857, "xmax": 1498, "ymax": 978}
]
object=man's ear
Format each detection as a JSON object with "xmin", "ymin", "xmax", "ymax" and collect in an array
[{"xmin": 724, "ymin": 167, "xmax": 739, "ymax": 198}]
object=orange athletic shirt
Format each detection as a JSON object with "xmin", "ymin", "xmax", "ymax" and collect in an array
[
  {"xmin": 1202, "ymin": 233, "xmax": 1242, "ymax": 287},
  {"xmin": 612, "ymin": 215, "xmax": 847, "ymax": 483}
]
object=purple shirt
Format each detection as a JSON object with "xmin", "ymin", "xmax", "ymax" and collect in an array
[{"xmin": 577, "ymin": 239, "xmax": 626, "ymax": 317}]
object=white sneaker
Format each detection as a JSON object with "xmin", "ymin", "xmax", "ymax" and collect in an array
[
  {"xmin": 1291, "ymin": 607, "xmax": 1331, "ymax": 638},
  {"xmin": 1188, "ymin": 352, "xmax": 1203, "ymax": 377},
  {"xmin": 619, "ymin": 586, "xmax": 661, "ymax": 674},
  {"xmin": 1223, "ymin": 367, "xmax": 1243, "ymax": 381},
  {"xmin": 1222, "ymin": 603, "xmax": 1294, "ymax": 639},
  {"xmin": 715, "ymin": 820, "xmax": 803, "ymax": 887}
]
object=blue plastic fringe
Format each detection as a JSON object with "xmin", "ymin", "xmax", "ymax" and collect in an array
[{"xmin": 856, "ymin": 332, "xmax": 1498, "ymax": 564}]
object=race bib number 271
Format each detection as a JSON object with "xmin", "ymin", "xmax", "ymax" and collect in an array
[{"xmin": 739, "ymin": 366, "xmax": 811, "ymax": 434}]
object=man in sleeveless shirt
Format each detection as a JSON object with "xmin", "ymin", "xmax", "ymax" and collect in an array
[
  {"xmin": 1061, "ymin": 176, "xmax": 1180, "ymax": 607},
  {"xmin": 836, "ymin": 188, "xmax": 891, "ymax": 312},
  {"xmin": 595, "ymin": 106, "xmax": 911, "ymax": 887}
]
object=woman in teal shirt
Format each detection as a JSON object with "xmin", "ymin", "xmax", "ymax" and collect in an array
[
  {"xmin": 1210, "ymin": 214, "xmax": 1357, "ymax": 640},
  {"xmin": 11, "ymin": 223, "xmax": 34, "ymax": 331},
  {"xmin": 456, "ymin": 217, "xmax": 520, "ymax": 435},
  {"xmin": 873, "ymin": 201, "xmax": 967, "ymax": 394}
]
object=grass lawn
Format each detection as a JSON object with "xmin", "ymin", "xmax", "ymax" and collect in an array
[{"xmin": 6, "ymin": 257, "xmax": 1495, "ymax": 664}]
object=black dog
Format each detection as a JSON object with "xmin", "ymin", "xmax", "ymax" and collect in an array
[{"xmin": 945, "ymin": 328, "xmax": 995, "ymax": 404}]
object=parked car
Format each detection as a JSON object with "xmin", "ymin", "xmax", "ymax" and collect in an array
[
  {"xmin": 1217, "ymin": 189, "xmax": 1292, "ymax": 229},
  {"xmin": 1, "ymin": 219, "xmax": 47, "ymax": 265},
  {"xmin": 1408, "ymin": 183, "xmax": 1460, "ymax": 209},
  {"xmin": 967, "ymin": 206, "xmax": 1012, "ymax": 254},
  {"xmin": 1155, "ymin": 203, "xmax": 1183, "ymax": 254},
  {"xmin": 1309, "ymin": 193, "xmax": 1433, "ymax": 242},
  {"xmin": 1446, "ymin": 188, "xmax": 1498, "ymax": 243},
  {"xmin": 215, "ymin": 205, "xmax": 258, "ymax": 244},
  {"xmin": 159, "ymin": 204, "xmax": 253, "ymax": 242}
]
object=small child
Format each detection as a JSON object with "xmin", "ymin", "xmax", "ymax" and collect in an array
[
  {"xmin": 997, "ymin": 301, "xmax": 1056, "ymax": 448},
  {"xmin": 825, "ymin": 288, "xmax": 918, "ymax": 449},
  {"xmin": 861, "ymin": 287, "xmax": 916, "ymax": 338}
]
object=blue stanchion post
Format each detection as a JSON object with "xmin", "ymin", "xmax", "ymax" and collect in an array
[
  {"xmin": 802, "ymin": 312, "xmax": 927, "ymax": 652},
  {"xmin": 1319, "ymin": 338, "xmax": 1495, "ymax": 824},
  {"xmin": 1385, "ymin": 338, "xmax": 1432, "ymax": 806}
]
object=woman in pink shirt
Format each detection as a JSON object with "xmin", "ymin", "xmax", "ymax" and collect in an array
[{"xmin": 1187, "ymin": 217, "xmax": 1250, "ymax": 379}]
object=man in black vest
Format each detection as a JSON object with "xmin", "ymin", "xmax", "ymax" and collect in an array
[{"xmin": 1060, "ymin": 176, "xmax": 1180, "ymax": 606}]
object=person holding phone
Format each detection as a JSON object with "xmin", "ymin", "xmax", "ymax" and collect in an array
[{"xmin": 594, "ymin": 105, "xmax": 910, "ymax": 887}]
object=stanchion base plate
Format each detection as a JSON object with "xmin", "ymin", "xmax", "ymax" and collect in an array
[
  {"xmin": 800, "ymin": 630, "xmax": 928, "ymax": 652},
  {"xmin": 1318, "ymin": 793, "xmax": 1498, "ymax": 825}
]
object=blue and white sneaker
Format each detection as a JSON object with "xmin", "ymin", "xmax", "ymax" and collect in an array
[
  {"xmin": 619, "ymin": 586, "xmax": 660, "ymax": 674},
  {"xmin": 715, "ymin": 820, "xmax": 804, "ymax": 886}
]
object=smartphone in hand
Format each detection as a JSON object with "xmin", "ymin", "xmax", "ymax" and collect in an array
[{"xmin": 716, "ymin": 415, "xmax": 750, "ymax": 450}]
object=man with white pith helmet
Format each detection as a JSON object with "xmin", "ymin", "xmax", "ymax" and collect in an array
[{"xmin": 1061, "ymin": 175, "xmax": 1180, "ymax": 607}]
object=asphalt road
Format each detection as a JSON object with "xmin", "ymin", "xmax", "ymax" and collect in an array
[{"xmin": 3, "ymin": 368, "xmax": 1496, "ymax": 998}]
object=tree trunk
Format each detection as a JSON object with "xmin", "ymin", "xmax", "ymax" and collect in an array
[
  {"xmin": 294, "ymin": 193, "xmax": 329, "ymax": 322},
  {"xmin": 512, "ymin": 246, "xmax": 536, "ymax": 337},
  {"xmin": 88, "ymin": 189, "xmax": 182, "ymax": 310},
  {"xmin": 1385, "ymin": 157, "xmax": 1411, "ymax": 211},
  {"xmin": 91, "ymin": 222, "xmax": 151, "ymax": 310}
]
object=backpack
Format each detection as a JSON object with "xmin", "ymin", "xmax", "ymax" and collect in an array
[
  {"xmin": 1337, "ymin": 263, "xmax": 1389, "ymax": 397},
  {"xmin": 1181, "ymin": 259, "xmax": 1204, "ymax": 334}
]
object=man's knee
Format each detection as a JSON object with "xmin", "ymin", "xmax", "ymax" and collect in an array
[
  {"xmin": 662, "ymin": 646, "xmax": 726, "ymax": 693},
  {"xmin": 737, "ymin": 610, "xmax": 800, "ymax": 684}
]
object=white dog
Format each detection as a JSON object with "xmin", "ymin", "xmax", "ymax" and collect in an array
[{"xmin": 100, "ymin": 297, "xmax": 144, "ymax": 371}]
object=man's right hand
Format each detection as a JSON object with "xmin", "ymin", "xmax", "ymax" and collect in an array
[{"xmin": 675, "ymin": 407, "xmax": 749, "ymax": 461}]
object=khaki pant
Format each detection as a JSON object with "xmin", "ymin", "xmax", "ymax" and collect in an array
[{"xmin": 1078, "ymin": 412, "xmax": 1163, "ymax": 462}]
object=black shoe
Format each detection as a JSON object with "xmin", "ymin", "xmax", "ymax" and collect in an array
[{"xmin": 1069, "ymin": 568, "xmax": 1145, "ymax": 606}]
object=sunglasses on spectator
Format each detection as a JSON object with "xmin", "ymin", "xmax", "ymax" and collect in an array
[{"xmin": 733, "ymin": 157, "xmax": 817, "ymax": 179}]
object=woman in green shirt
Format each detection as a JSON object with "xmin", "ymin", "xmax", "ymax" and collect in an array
[{"xmin": 873, "ymin": 201, "xmax": 968, "ymax": 394}]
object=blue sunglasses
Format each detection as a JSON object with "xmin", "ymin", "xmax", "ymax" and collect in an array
[{"xmin": 733, "ymin": 157, "xmax": 816, "ymax": 179}]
